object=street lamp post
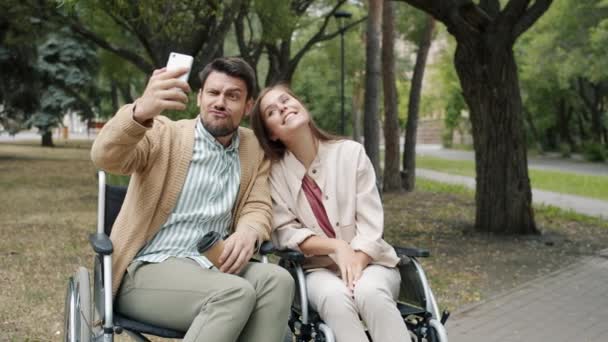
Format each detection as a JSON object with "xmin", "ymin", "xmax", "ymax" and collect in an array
[{"xmin": 333, "ymin": 10, "xmax": 352, "ymax": 135}]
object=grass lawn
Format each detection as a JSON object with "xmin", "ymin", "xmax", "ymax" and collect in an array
[
  {"xmin": 416, "ymin": 155, "xmax": 608, "ymax": 201},
  {"xmin": 2, "ymin": 140, "xmax": 608, "ymax": 340}
]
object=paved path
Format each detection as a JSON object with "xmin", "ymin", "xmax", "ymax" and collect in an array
[
  {"xmin": 416, "ymin": 169, "xmax": 608, "ymax": 219},
  {"xmin": 448, "ymin": 249, "xmax": 608, "ymax": 342},
  {"xmin": 416, "ymin": 147, "xmax": 608, "ymax": 177},
  {"xmin": 0, "ymin": 131, "xmax": 96, "ymax": 142}
]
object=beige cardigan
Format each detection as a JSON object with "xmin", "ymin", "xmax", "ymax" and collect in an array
[
  {"xmin": 269, "ymin": 140, "xmax": 399, "ymax": 269},
  {"xmin": 91, "ymin": 104, "xmax": 272, "ymax": 296}
]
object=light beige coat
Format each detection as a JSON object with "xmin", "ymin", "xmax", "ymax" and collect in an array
[
  {"xmin": 91, "ymin": 104, "xmax": 272, "ymax": 297},
  {"xmin": 269, "ymin": 139, "xmax": 399, "ymax": 269}
]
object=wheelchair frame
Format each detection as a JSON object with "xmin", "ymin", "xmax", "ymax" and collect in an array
[
  {"xmin": 64, "ymin": 171, "xmax": 187, "ymax": 342},
  {"xmin": 65, "ymin": 170, "xmax": 448, "ymax": 342},
  {"xmin": 261, "ymin": 242, "xmax": 449, "ymax": 341}
]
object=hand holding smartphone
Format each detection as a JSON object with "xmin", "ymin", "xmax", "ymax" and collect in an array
[
  {"xmin": 166, "ymin": 52, "xmax": 194, "ymax": 83},
  {"xmin": 132, "ymin": 53, "xmax": 193, "ymax": 125}
]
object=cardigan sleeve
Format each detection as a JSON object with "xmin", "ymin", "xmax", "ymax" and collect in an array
[
  {"xmin": 234, "ymin": 155, "xmax": 273, "ymax": 249},
  {"xmin": 349, "ymin": 145, "xmax": 387, "ymax": 261},
  {"xmin": 269, "ymin": 176, "xmax": 317, "ymax": 252},
  {"xmin": 91, "ymin": 103, "xmax": 159, "ymax": 175}
]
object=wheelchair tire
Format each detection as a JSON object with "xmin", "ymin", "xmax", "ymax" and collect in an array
[
  {"xmin": 425, "ymin": 326, "xmax": 439, "ymax": 342},
  {"xmin": 64, "ymin": 267, "xmax": 92, "ymax": 342},
  {"xmin": 315, "ymin": 323, "xmax": 335, "ymax": 342},
  {"xmin": 284, "ymin": 327, "xmax": 294, "ymax": 342}
]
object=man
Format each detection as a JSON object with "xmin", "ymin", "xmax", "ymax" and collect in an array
[{"xmin": 91, "ymin": 57, "xmax": 294, "ymax": 342}]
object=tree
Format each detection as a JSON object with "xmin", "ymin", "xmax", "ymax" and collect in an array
[
  {"xmin": 25, "ymin": 0, "xmax": 241, "ymax": 86},
  {"xmin": 30, "ymin": 30, "xmax": 98, "ymax": 146},
  {"xmin": 235, "ymin": 0, "xmax": 366, "ymax": 88},
  {"xmin": 363, "ymin": 0, "xmax": 383, "ymax": 178},
  {"xmin": 0, "ymin": 4, "xmax": 41, "ymax": 135},
  {"xmin": 517, "ymin": 0, "xmax": 608, "ymax": 159},
  {"xmin": 402, "ymin": 14, "xmax": 435, "ymax": 191},
  {"xmin": 381, "ymin": 1, "xmax": 401, "ymax": 191},
  {"xmin": 396, "ymin": 0, "xmax": 554, "ymax": 234}
]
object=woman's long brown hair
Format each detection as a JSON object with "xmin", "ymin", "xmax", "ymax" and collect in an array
[{"xmin": 250, "ymin": 84, "xmax": 341, "ymax": 161}]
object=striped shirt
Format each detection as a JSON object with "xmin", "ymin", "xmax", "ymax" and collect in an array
[{"xmin": 134, "ymin": 119, "xmax": 241, "ymax": 268}]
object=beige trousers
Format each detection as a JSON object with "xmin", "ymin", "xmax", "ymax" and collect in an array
[
  {"xmin": 116, "ymin": 257, "xmax": 294, "ymax": 342},
  {"xmin": 306, "ymin": 265, "xmax": 410, "ymax": 342}
]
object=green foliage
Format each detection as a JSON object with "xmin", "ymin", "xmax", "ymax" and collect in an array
[
  {"xmin": 290, "ymin": 2, "xmax": 366, "ymax": 134},
  {"xmin": 517, "ymin": 0, "xmax": 608, "ymax": 151},
  {"xmin": 25, "ymin": 111, "xmax": 61, "ymax": 134},
  {"xmin": 442, "ymin": 90, "xmax": 466, "ymax": 147},
  {"xmin": 582, "ymin": 142, "xmax": 607, "ymax": 162},
  {"xmin": 0, "ymin": 6, "xmax": 42, "ymax": 130},
  {"xmin": 30, "ymin": 29, "xmax": 99, "ymax": 135}
]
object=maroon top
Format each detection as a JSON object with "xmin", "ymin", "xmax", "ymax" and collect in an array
[{"xmin": 301, "ymin": 175, "xmax": 336, "ymax": 238}]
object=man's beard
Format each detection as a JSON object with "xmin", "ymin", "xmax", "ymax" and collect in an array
[{"xmin": 201, "ymin": 117, "xmax": 238, "ymax": 138}]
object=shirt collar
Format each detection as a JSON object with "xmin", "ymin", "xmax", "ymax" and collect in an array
[
  {"xmin": 196, "ymin": 118, "xmax": 240, "ymax": 152},
  {"xmin": 281, "ymin": 141, "xmax": 327, "ymax": 198}
]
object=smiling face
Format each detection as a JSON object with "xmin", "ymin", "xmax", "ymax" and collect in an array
[
  {"xmin": 259, "ymin": 87, "xmax": 311, "ymax": 142},
  {"xmin": 197, "ymin": 71, "xmax": 252, "ymax": 144}
]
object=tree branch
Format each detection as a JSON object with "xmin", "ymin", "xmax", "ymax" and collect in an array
[
  {"xmin": 289, "ymin": 1, "xmax": 348, "ymax": 69},
  {"xmin": 393, "ymin": 0, "xmax": 464, "ymax": 26},
  {"xmin": 458, "ymin": 2, "xmax": 493, "ymax": 33},
  {"xmin": 479, "ymin": 0, "xmax": 501, "ymax": 18},
  {"xmin": 101, "ymin": 4, "xmax": 158, "ymax": 68},
  {"xmin": 512, "ymin": 0, "xmax": 553, "ymax": 38},
  {"xmin": 65, "ymin": 19, "xmax": 153, "ymax": 73},
  {"xmin": 33, "ymin": 2, "xmax": 155, "ymax": 74}
]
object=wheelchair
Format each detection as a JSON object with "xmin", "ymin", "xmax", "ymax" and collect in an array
[
  {"xmin": 64, "ymin": 170, "xmax": 448, "ymax": 342},
  {"xmin": 63, "ymin": 170, "xmax": 290, "ymax": 341},
  {"xmin": 64, "ymin": 170, "xmax": 189, "ymax": 342},
  {"xmin": 259, "ymin": 236, "xmax": 450, "ymax": 342}
]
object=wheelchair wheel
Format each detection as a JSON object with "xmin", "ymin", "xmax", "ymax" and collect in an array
[
  {"xmin": 425, "ymin": 326, "xmax": 439, "ymax": 342},
  {"xmin": 314, "ymin": 323, "xmax": 335, "ymax": 342},
  {"xmin": 64, "ymin": 267, "xmax": 92, "ymax": 342}
]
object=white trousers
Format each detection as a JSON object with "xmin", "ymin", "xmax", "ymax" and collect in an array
[{"xmin": 306, "ymin": 265, "xmax": 411, "ymax": 342}]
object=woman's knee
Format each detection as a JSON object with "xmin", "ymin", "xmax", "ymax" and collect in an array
[
  {"xmin": 353, "ymin": 281, "xmax": 391, "ymax": 312},
  {"xmin": 313, "ymin": 284, "xmax": 355, "ymax": 313}
]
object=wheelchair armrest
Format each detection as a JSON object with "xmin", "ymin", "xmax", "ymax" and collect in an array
[
  {"xmin": 89, "ymin": 233, "xmax": 113, "ymax": 255},
  {"xmin": 258, "ymin": 241, "xmax": 305, "ymax": 263},
  {"xmin": 393, "ymin": 246, "xmax": 430, "ymax": 258},
  {"xmin": 259, "ymin": 241, "xmax": 276, "ymax": 255}
]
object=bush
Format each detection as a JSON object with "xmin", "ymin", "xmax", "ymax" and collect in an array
[
  {"xmin": 582, "ymin": 143, "xmax": 607, "ymax": 162},
  {"xmin": 559, "ymin": 143, "xmax": 571, "ymax": 158}
]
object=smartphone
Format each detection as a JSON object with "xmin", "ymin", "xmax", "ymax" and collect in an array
[{"xmin": 166, "ymin": 52, "xmax": 193, "ymax": 83}]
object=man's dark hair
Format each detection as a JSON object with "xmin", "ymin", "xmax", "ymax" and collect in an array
[{"xmin": 198, "ymin": 57, "xmax": 257, "ymax": 100}]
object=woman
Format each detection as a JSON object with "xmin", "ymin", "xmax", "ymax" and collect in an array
[{"xmin": 250, "ymin": 84, "xmax": 410, "ymax": 342}]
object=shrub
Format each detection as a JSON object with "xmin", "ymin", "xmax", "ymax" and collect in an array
[{"xmin": 582, "ymin": 143, "xmax": 607, "ymax": 162}]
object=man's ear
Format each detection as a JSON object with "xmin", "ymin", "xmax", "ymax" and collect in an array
[
  {"xmin": 244, "ymin": 98, "xmax": 254, "ymax": 117},
  {"xmin": 196, "ymin": 89, "xmax": 202, "ymax": 107}
]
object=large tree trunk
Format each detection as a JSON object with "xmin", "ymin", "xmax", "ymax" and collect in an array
[
  {"xmin": 363, "ymin": 0, "xmax": 383, "ymax": 178},
  {"xmin": 454, "ymin": 39, "xmax": 538, "ymax": 234},
  {"xmin": 41, "ymin": 131, "xmax": 54, "ymax": 147},
  {"xmin": 382, "ymin": 1, "xmax": 401, "ymax": 192},
  {"xmin": 402, "ymin": 15, "xmax": 435, "ymax": 191},
  {"xmin": 396, "ymin": 0, "xmax": 552, "ymax": 234}
]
